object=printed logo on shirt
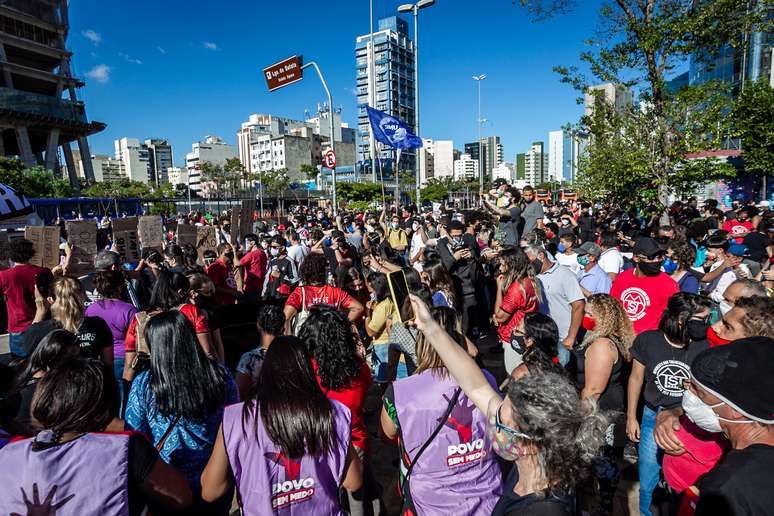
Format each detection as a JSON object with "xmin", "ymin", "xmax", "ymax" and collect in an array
[
  {"xmin": 265, "ymin": 452, "xmax": 315, "ymax": 509},
  {"xmin": 620, "ymin": 287, "xmax": 650, "ymax": 321},
  {"xmin": 653, "ymin": 360, "xmax": 690, "ymax": 397},
  {"xmin": 439, "ymin": 395, "xmax": 486, "ymax": 468},
  {"xmin": 731, "ymin": 225, "xmax": 748, "ymax": 235}
]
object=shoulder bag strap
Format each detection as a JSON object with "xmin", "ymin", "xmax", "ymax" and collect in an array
[
  {"xmin": 399, "ymin": 387, "xmax": 462, "ymax": 497},
  {"xmin": 156, "ymin": 415, "xmax": 181, "ymax": 452}
]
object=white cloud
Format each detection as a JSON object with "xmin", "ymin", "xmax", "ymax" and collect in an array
[
  {"xmin": 157, "ymin": 46, "xmax": 166, "ymax": 54},
  {"xmin": 203, "ymin": 41, "xmax": 219, "ymax": 51},
  {"xmin": 82, "ymin": 29, "xmax": 101, "ymax": 45},
  {"xmin": 118, "ymin": 52, "xmax": 143, "ymax": 65},
  {"xmin": 85, "ymin": 64, "xmax": 110, "ymax": 83}
]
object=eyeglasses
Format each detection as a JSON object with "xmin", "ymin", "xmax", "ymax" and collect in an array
[{"xmin": 494, "ymin": 402, "xmax": 533, "ymax": 441}]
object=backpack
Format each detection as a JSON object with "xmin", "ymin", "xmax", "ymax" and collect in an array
[
  {"xmin": 130, "ymin": 308, "xmax": 164, "ymax": 369},
  {"xmin": 292, "ymin": 287, "xmax": 310, "ymax": 336}
]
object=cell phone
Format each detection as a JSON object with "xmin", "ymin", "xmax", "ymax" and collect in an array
[{"xmin": 387, "ymin": 270, "xmax": 415, "ymax": 324}]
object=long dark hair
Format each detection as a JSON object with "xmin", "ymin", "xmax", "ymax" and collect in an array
[
  {"xmin": 423, "ymin": 259, "xmax": 458, "ymax": 309},
  {"xmin": 521, "ymin": 313, "xmax": 565, "ymax": 376},
  {"xmin": 18, "ymin": 329, "xmax": 80, "ymax": 388},
  {"xmin": 298, "ymin": 305, "xmax": 362, "ymax": 390},
  {"xmin": 245, "ymin": 336, "xmax": 336, "ymax": 459},
  {"xmin": 145, "ymin": 311, "xmax": 228, "ymax": 421},
  {"xmin": 659, "ymin": 292, "xmax": 713, "ymax": 347},
  {"xmin": 32, "ymin": 358, "xmax": 117, "ymax": 438},
  {"xmin": 149, "ymin": 270, "xmax": 189, "ymax": 310},
  {"xmin": 367, "ymin": 272, "xmax": 390, "ymax": 302}
]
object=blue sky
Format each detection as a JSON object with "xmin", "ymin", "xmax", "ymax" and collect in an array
[{"xmin": 68, "ymin": 0, "xmax": 604, "ymax": 166}]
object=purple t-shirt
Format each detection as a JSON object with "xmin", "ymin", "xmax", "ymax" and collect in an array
[{"xmin": 84, "ymin": 298, "xmax": 137, "ymax": 359}]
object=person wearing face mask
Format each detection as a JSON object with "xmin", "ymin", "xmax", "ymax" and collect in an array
[
  {"xmin": 380, "ymin": 306, "xmax": 502, "ymax": 516},
  {"xmin": 482, "ymin": 187, "xmax": 523, "ymax": 247},
  {"xmin": 204, "ymin": 243, "xmax": 240, "ymax": 306},
  {"xmin": 626, "ymin": 293, "xmax": 712, "ymax": 516},
  {"xmin": 379, "ymin": 206, "xmax": 408, "ymax": 252},
  {"xmin": 722, "ymin": 207, "xmax": 753, "ymax": 244},
  {"xmin": 665, "ymin": 242, "xmax": 700, "ymax": 294},
  {"xmin": 507, "ymin": 312, "xmax": 565, "ymax": 382},
  {"xmin": 436, "ymin": 221, "xmax": 482, "ymax": 338},
  {"xmin": 404, "ymin": 294, "xmax": 608, "ymax": 516},
  {"xmin": 678, "ymin": 337, "xmax": 774, "ymax": 516},
  {"xmin": 238, "ymin": 233, "xmax": 268, "ymax": 303},
  {"xmin": 262, "ymin": 236, "xmax": 298, "ymax": 301},
  {"xmin": 555, "ymin": 234, "xmax": 581, "ymax": 273},
  {"xmin": 575, "ymin": 242, "xmax": 612, "ymax": 296},
  {"xmin": 408, "ymin": 218, "xmax": 426, "ymax": 272},
  {"xmin": 610, "ymin": 237, "xmax": 679, "ymax": 335}
]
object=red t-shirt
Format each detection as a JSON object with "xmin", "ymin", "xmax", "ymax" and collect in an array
[
  {"xmin": 205, "ymin": 259, "xmax": 235, "ymax": 306},
  {"xmin": 124, "ymin": 304, "xmax": 210, "ymax": 353},
  {"xmin": 313, "ymin": 359, "xmax": 372, "ymax": 452},
  {"xmin": 497, "ymin": 279, "xmax": 539, "ymax": 343},
  {"xmin": 610, "ymin": 269, "xmax": 679, "ymax": 335},
  {"xmin": 239, "ymin": 249, "xmax": 267, "ymax": 294},
  {"xmin": 285, "ymin": 285, "xmax": 354, "ymax": 312},
  {"xmin": 0, "ymin": 264, "xmax": 49, "ymax": 333},
  {"xmin": 722, "ymin": 220, "xmax": 753, "ymax": 244}
]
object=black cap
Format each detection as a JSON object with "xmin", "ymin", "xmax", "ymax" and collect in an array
[
  {"xmin": 492, "ymin": 178, "xmax": 508, "ymax": 187},
  {"xmin": 692, "ymin": 337, "xmax": 774, "ymax": 424},
  {"xmin": 632, "ymin": 237, "xmax": 664, "ymax": 258}
]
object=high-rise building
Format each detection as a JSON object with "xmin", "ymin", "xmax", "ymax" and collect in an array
[
  {"xmin": 0, "ymin": 0, "xmax": 105, "ymax": 184},
  {"xmin": 523, "ymin": 142, "xmax": 549, "ymax": 186},
  {"xmin": 91, "ymin": 155, "xmax": 127, "ymax": 183},
  {"xmin": 584, "ymin": 83, "xmax": 633, "ymax": 117},
  {"xmin": 548, "ymin": 130, "xmax": 586, "ymax": 183},
  {"xmin": 491, "ymin": 162, "xmax": 514, "ymax": 182},
  {"xmin": 144, "ymin": 139, "xmax": 173, "ymax": 186},
  {"xmin": 185, "ymin": 136, "xmax": 238, "ymax": 193},
  {"xmin": 515, "ymin": 153, "xmax": 526, "ymax": 180},
  {"xmin": 464, "ymin": 136, "xmax": 503, "ymax": 180},
  {"xmin": 418, "ymin": 139, "xmax": 454, "ymax": 184},
  {"xmin": 167, "ymin": 167, "xmax": 188, "ymax": 189},
  {"xmin": 114, "ymin": 138, "xmax": 150, "ymax": 183},
  {"xmin": 355, "ymin": 16, "xmax": 416, "ymax": 177},
  {"xmin": 453, "ymin": 153, "xmax": 479, "ymax": 181}
]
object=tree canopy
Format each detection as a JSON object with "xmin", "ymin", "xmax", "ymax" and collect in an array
[{"xmin": 0, "ymin": 158, "xmax": 74, "ymax": 198}]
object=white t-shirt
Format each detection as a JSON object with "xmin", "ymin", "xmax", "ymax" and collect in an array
[
  {"xmin": 287, "ymin": 243, "xmax": 310, "ymax": 268},
  {"xmin": 555, "ymin": 252, "xmax": 581, "ymax": 274},
  {"xmin": 598, "ymin": 248, "xmax": 624, "ymax": 275},
  {"xmin": 409, "ymin": 232, "xmax": 425, "ymax": 272}
]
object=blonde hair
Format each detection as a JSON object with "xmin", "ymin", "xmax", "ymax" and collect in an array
[
  {"xmin": 50, "ymin": 276, "xmax": 86, "ymax": 333},
  {"xmin": 585, "ymin": 294, "xmax": 634, "ymax": 360},
  {"xmin": 415, "ymin": 306, "xmax": 467, "ymax": 377}
]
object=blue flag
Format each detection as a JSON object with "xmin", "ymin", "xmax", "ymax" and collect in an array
[{"xmin": 366, "ymin": 106, "xmax": 423, "ymax": 150}]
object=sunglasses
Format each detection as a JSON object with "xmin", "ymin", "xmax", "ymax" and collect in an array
[{"xmin": 494, "ymin": 402, "xmax": 533, "ymax": 441}]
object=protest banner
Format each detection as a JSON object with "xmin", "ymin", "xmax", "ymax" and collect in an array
[
  {"xmin": 111, "ymin": 217, "xmax": 138, "ymax": 233},
  {"xmin": 65, "ymin": 220, "xmax": 98, "ymax": 254},
  {"xmin": 110, "ymin": 217, "xmax": 140, "ymax": 262},
  {"xmin": 25, "ymin": 226, "xmax": 60, "ymax": 269},
  {"xmin": 239, "ymin": 199, "xmax": 256, "ymax": 241},
  {"xmin": 230, "ymin": 208, "xmax": 241, "ymax": 243},
  {"xmin": 138, "ymin": 215, "xmax": 163, "ymax": 251},
  {"xmin": 177, "ymin": 224, "xmax": 197, "ymax": 247},
  {"xmin": 196, "ymin": 226, "xmax": 218, "ymax": 261}
]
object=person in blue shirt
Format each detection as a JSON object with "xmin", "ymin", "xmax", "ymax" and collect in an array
[
  {"xmin": 576, "ymin": 242, "xmax": 612, "ymax": 296},
  {"xmin": 125, "ymin": 310, "xmax": 238, "ymax": 511}
]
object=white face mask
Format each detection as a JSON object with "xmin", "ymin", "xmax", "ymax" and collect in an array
[
  {"xmin": 412, "ymin": 222, "xmax": 420, "ymax": 231},
  {"xmin": 391, "ymin": 222, "xmax": 399, "ymax": 229},
  {"xmin": 270, "ymin": 248, "xmax": 279, "ymax": 257},
  {"xmin": 682, "ymin": 388, "xmax": 755, "ymax": 433},
  {"xmin": 719, "ymin": 300, "xmax": 732, "ymax": 316}
]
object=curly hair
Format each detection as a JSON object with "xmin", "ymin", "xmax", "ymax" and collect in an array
[
  {"xmin": 668, "ymin": 242, "xmax": 696, "ymax": 271},
  {"xmin": 9, "ymin": 239, "xmax": 35, "ymax": 264},
  {"xmin": 507, "ymin": 372, "xmax": 610, "ymax": 495},
  {"xmin": 299, "ymin": 253, "xmax": 328, "ymax": 285},
  {"xmin": 297, "ymin": 305, "xmax": 362, "ymax": 391},
  {"xmin": 257, "ymin": 305, "xmax": 285, "ymax": 337},
  {"xmin": 734, "ymin": 296, "xmax": 774, "ymax": 338},
  {"xmin": 499, "ymin": 246, "xmax": 542, "ymax": 302},
  {"xmin": 583, "ymin": 294, "xmax": 634, "ymax": 360}
]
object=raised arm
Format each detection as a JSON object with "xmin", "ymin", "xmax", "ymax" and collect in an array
[{"xmin": 408, "ymin": 295, "xmax": 501, "ymax": 414}]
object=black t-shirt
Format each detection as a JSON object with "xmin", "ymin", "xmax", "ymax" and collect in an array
[
  {"xmin": 743, "ymin": 232, "xmax": 771, "ymax": 264},
  {"xmin": 629, "ymin": 330, "xmax": 710, "ymax": 410},
  {"xmin": 492, "ymin": 465, "xmax": 573, "ymax": 516},
  {"xmin": 22, "ymin": 317, "xmax": 114, "ymax": 359},
  {"xmin": 697, "ymin": 444, "xmax": 774, "ymax": 516}
]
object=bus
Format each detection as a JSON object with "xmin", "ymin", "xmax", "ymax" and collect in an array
[{"xmin": 29, "ymin": 198, "xmax": 145, "ymax": 224}]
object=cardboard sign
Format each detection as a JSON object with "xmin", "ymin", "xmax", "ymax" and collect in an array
[
  {"xmin": 112, "ymin": 217, "xmax": 138, "ymax": 233},
  {"xmin": 66, "ymin": 220, "xmax": 97, "ymax": 254},
  {"xmin": 240, "ymin": 199, "xmax": 256, "ymax": 241},
  {"xmin": 177, "ymin": 224, "xmax": 197, "ymax": 247},
  {"xmin": 25, "ymin": 226, "xmax": 60, "ymax": 269},
  {"xmin": 138, "ymin": 215, "xmax": 163, "ymax": 251},
  {"xmin": 114, "ymin": 230, "xmax": 140, "ymax": 262},
  {"xmin": 196, "ymin": 226, "xmax": 218, "ymax": 261},
  {"xmin": 230, "ymin": 208, "xmax": 241, "ymax": 244},
  {"xmin": 67, "ymin": 246, "xmax": 94, "ymax": 276}
]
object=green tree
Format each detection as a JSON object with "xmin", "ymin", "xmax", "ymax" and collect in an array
[
  {"xmin": 337, "ymin": 182, "xmax": 383, "ymax": 203},
  {"xmin": 262, "ymin": 168, "xmax": 291, "ymax": 212},
  {"xmin": 300, "ymin": 164, "xmax": 319, "ymax": 182},
  {"xmin": 82, "ymin": 179, "xmax": 153, "ymax": 199},
  {"xmin": 224, "ymin": 157, "xmax": 246, "ymax": 196},
  {"xmin": 518, "ymin": 0, "xmax": 770, "ymax": 217},
  {"xmin": 0, "ymin": 157, "xmax": 75, "ymax": 198},
  {"xmin": 729, "ymin": 78, "xmax": 774, "ymax": 180}
]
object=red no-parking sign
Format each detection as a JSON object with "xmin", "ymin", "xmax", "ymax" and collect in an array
[{"xmin": 323, "ymin": 149, "xmax": 336, "ymax": 169}]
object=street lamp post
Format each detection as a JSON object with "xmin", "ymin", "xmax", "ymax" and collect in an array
[
  {"xmin": 398, "ymin": 0, "xmax": 435, "ymax": 208},
  {"xmin": 368, "ymin": 0, "xmax": 377, "ymax": 183},
  {"xmin": 472, "ymin": 74, "xmax": 486, "ymax": 195}
]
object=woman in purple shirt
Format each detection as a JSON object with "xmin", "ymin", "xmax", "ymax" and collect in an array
[{"xmin": 84, "ymin": 269, "xmax": 137, "ymax": 411}]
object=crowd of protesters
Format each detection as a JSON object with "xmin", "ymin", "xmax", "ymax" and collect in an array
[{"xmin": 0, "ymin": 180, "xmax": 772, "ymax": 516}]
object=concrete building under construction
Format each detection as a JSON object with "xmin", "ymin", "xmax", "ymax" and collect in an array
[{"xmin": 0, "ymin": 0, "xmax": 105, "ymax": 185}]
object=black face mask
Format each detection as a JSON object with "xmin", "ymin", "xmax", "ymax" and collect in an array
[
  {"xmin": 511, "ymin": 335, "xmax": 527, "ymax": 354},
  {"xmin": 685, "ymin": 319, "xmax": 710, "ymax": 342},
  {"xmin": 224, "ymin": 252, "xmax": 235, "ymax": 260},
  {"xmin": 532, "ymin": 259, "xmax": 543, "ymax": 275},
  {"xmin": 638, "ymin": 260, "xmax": 662, "ymax": 277}
]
